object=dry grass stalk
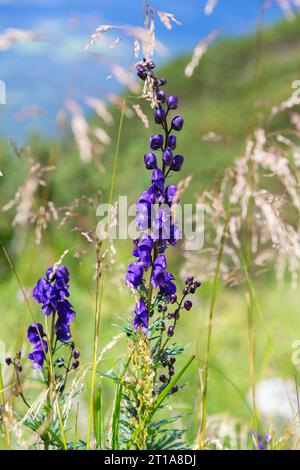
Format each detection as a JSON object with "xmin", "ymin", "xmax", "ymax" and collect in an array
[
  {"xmin": 66, "ymin": 100, "xmax": 93, "ymax": 163},
  {"xmin": 157, "ymin": 11, "xmax": 182, "ymax": 29},
  {"xmin": 0, "ymin": 28, "xmax": 45, "ymax": 50},
  {"xmin": 204, "ymin": 0, "xmax": 219, "ymax": 15},
  {"xmin": 133, "ymin": 104, "xmax": 149, "ymax": 128},
  {"xmin": 14, "ymin": 106, "xmax": 43, "ymax": 122},
  {"xmin": 2, "ymin": 161, "xmax": 55, "ymax": 227},
  {"xmin": 185, "ymin": 30, "xmax": 218, "ymax": 77},
  {"xmin": 85, "ymin": 97, "xmax": 114, "ymax": 126},
  {"xmin": 183, "ymin": 96, "xmax": 300, "ymax": 287},
  {"xmin": 111, "ymin": 64, "xmax": 139, "ymax": 93},
  {"xmin": 32, "ymin": 201, "xmax": 58, "ymax": 245},
  {"xmin": 85, "ymin": 23, "xmax": 165, "ymax": 58},
  {"xmin": 107, "ymin": 93, "xmax": 134, "ymax": 118}
]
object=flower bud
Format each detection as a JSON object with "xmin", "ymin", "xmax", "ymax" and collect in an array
[
  {"xmin": 171, "ymin": 155, "xmax": 184, "ymax": 172},
  {"xmin": 170, "ymin": 294, "xmax": 177, "ymax": 304},
  {"xmin": 150, "ymin": 134, "xmax": 164, "ymax": 150},
  {"xmin": 162, "ymin": 148, "xmax": 173, "ymax": 166},
  {"xmin": 185, "ymin": 276, "xmax": 194, "ymax": 286},
  {"xmin": 171, "ymin": 385, "xmax": 178, "ymax": 394},
  {"xmin": 159, "ymin": 374, "xmax": 168, "ymax": 383},
  {"xmin": 171, "ymin": 115, "xmax": 184, "ymax": 131},
  {"xmin": 74, "ymin": 350, "xmax": 80, "ymax": 360},
  {"xmin": 73, "ymin": 360, "xmax": 79, "ymax": 369},
  {"xmin": 169, "ymin": 366, "xmax": 175, "ymax": 376},
  {"xmin": 159, "ymin": 77, "xmax": 167, "ymax": 86},
  {"xmin": 157, "ymin": 90, "xmax": 166, "ymax": 103},
  {"xmin": 5, "ymin": 357, "xmax": 12, "ymax": 366},
  {"xmin": 154, "ymin": 107, "xmax": 166, "ymax": 124},
  {"xmin": 168, "ymin": 134, "xmax": 177, "ymax": 150},
  {"xmin": 137, "ymin": 66, "xmax": 147, "ymax": 80},
  {"xmin": 167, "ymin": 95, "xmax": 178, "ymax": 110},
  {"xmin": 184, "ymin": 300, "xmax": 193, "ymax": 311},
  {"xmin": 167, "ymin": 325, "xmax": 174, "ymax": 337},
  {"xmin": 144, "ymin": 152, "xmax": 157, "ymax": 170}
]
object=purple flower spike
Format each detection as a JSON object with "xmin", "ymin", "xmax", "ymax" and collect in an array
[
  {"xmin": 29, "ymin": 265, "xmax": 77, "ymax": 369},
  {"xmin": 129, "ymin": 61, "xmax": 196, "ymax": 352}
]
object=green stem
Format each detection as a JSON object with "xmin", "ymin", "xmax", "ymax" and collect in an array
[
  {"xmin": 87, "ymin": 68, "xmax": 130, "ymax": 448},
  {"xmin": 0, "ymin": 364, "xmax": 10, "ymax": 449},
  {"xmin": 198, "ymin": 209, "xmax": 230, "ymax": 449}
]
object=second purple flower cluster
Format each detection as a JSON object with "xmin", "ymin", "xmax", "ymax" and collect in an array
[
  {"xmin": 126, "ymin": 59, "xmax": 198, "ymax": 337},
  {"xmin": 28, "ymin": 266, "xmax": 77, "ymax": 369}
]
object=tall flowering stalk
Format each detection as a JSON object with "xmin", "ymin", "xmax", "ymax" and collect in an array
[
  {"xmin": 123, "ymin": 59, "xmax": 200, "ymax": 449},
  {"xmin": 5, "ymin": 264, "xmax": 80, "ymax": 449}
]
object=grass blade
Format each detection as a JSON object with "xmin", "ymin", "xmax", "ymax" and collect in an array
[
  {"xmin": 0, "ymin": 364, "xmax": 10, "ymax": 449},
  {"xmin": 93, "ymin": 385, "xmax": 102, "ymax": 449},
  {"xmin": 111, "ymin": 356, "xmax": 131, "ymax": 450},
  {"xmin": 151, "ymin": 355, "xmax": 195, "ymax": 419}
]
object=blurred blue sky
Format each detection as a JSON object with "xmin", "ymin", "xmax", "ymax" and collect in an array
[{"xmin": 0, "ymin": 0, "xmax": 291, "ymax": 139}]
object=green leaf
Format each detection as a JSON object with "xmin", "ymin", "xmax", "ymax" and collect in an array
[
  {"xmin": 93, "ymin": 385, "xmax": 102, "ymax": 449},
  {"xmin": 111, "ymin": 356, "xmax": 131, "ymax": 450},
  {"xmin": 150, "ymin": 355, "xmax": 195, "ymax": 420},
  {"xmin": 48, "ymin": 427, "xmax": 65, "ymax": 450}
]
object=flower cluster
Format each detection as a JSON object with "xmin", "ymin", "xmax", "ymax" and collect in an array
[
  {"xmin": 251, "ymin": 431, "xmax": 271, "ymax": 450},
  {"xmin": 125, "ymin": 59, "xmax": 201, "ymax": 388},
  {"xmin": 28, "ymin": 265, "xmax": 78, "ymax": 369}
]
